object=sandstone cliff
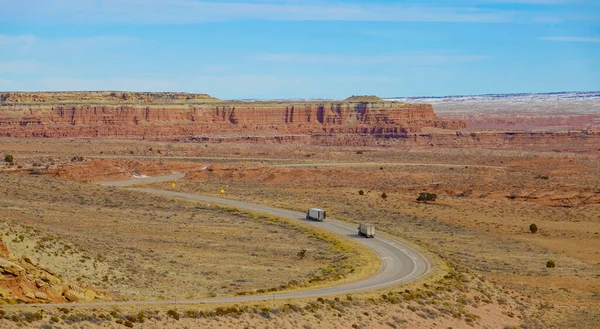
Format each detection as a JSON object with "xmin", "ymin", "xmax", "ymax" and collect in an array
[{"xmin": 0, "ymin": 92, "xmax": 464, "ymax": 139}]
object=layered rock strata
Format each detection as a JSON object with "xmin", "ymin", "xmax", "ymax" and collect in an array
[{"xmin": 0, "ymin": 92, "xmax": 464, "ymax": 139}]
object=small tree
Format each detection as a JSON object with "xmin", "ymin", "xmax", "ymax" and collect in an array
[
  {"xmin": 4, "ymin": 154, "xmax": 13, "ymax": 164},
  {"xmin": 529, "ymin": 223, "xmax": 538, "ymax": 234},
  {"xmin": 546, "ymin": 260, "xmax": 555, "ymax": 268},
  {"xmin": 381, "ymin": 192, "xmax": 387, "ymax": 200},
  {"xmin": 417, "ymin": 192, "xmax": 437, "ymax": 203},
  {"xmin": 297, "ymin": 249, "xmax": 307, "ymax": 260},
  {"xmin": 358, "ymin": 190, "xmax": 364, "ymax": 196}
]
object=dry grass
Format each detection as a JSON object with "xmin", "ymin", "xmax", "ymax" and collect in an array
[{"xmin": 0, "ymin": 174, "xmax": 358, "ymax": 301}]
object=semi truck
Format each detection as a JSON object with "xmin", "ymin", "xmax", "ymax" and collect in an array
[
  {"xmin": 306, "ymin": 208, "xmax": 326, "ymax": 222},
  {"xmin": 358, "ymin": 223, "xmax": 375, "ymax": 238}
]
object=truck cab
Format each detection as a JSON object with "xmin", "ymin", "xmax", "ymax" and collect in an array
[{"xmin": 306, "ymin": 208, "xmax": 326, "ymax": 222}]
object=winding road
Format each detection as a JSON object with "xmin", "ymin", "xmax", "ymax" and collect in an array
[{"xmin": 31, "ymin": 174, "xmax": 432, "ymax": 307}]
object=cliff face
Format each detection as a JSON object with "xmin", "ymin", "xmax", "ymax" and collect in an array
[{"xmin": 0, "ymin": 92, "xmax": 464, "ymax": 139}]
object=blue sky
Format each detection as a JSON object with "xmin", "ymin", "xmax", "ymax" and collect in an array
[{"xmin": 1, "ymin": 0, "xmax": 599, "ymax": 99}]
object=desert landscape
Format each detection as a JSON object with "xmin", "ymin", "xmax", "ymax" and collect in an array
[{"xmin": 0, "ymin": 91, "xmax": 598, "ymax": 328}]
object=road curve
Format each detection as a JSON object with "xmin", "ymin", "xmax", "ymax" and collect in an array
[{"xmin": 31, "ymin": 174, "xmax": 432, "ymax": 308}]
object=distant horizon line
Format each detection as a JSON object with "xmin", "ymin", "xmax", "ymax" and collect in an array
[
  {"xmin": 384, "ymin": 90, "xmax": 600, "ymax": 99},
  {"xmin": 1, "ymin": 90, "xmax": 599, "ymax": 101}
]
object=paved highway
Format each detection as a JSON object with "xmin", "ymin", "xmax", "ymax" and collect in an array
[{"xmin": 31, "ymin": 174, "xmax": 432, "ymax": 307}]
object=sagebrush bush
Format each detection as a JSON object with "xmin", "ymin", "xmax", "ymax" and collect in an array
[
  {"xmin": 166, "ymin": 309, "xmax": 180, "ymax": 320},
  {"xmin": 546, "ymin": 260, "xmax": 555, "ymax": 268},
  {"xmin": 417, "ymin": 192, "xmax": 437, "ymax": 202},
  {"xmin": 530, "ymin": 223, "xmax": 538, "ymax": 234}
]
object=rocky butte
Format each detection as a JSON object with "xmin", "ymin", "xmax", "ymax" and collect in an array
[
  {"xmin": 1, "ymin": 91, "xmax": 597, "ymax": 150},
  {"xmin": 0, "ymin": 92, "xmax": 464, "ymax": 140}
]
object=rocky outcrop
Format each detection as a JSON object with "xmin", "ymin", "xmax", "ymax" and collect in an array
[
  {"xmin": 0, "ymin": 236, "xmax": 100, "ymax": 303},
  {"xmin": 0, "ymin": 92, "xmax": 464, "ymax": 139}
]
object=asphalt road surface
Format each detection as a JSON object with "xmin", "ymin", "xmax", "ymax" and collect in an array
[{"xmin": 31, "ymin": 174, "xmax": 432, "ymax": 307}]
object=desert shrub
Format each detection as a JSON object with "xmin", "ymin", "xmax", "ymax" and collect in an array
[
  {"xmin": 4, "ymin": 154, "xmax": 13, "ymax": 163},
  {"xmin": 356, "ymin": 151, "xmax": 363, "ymax": 154},
  {"xmin": 124, "ymin": 320, "xmax": 134, "ymax": 328},
  {"xmin": 417, "ymin": 192, "xmax": 437, "ymax": 202},
  {"xmin": 358, "ymin": 190, "xmax": 364, "ymax": 196},
  {"xmin": 381, "ymin": 192, "xmax": 387, "ymax": 200},
  {"xmin": 534, "ymin": 174, "xmax": 549, "ymax": 180},
  {"xmin": 166, "ymin": 309, "xmax": 180, "ymax": 320},
  {"xmin": 125, "ymin": 311, "xmax": 145, "ymax": 323},
  {"xmin": 530, "ymin": 223, "xmax": 538, "ymax": 234},
  {"xmin": 297, "ymin": 249, "xmax": 307, "ymax": 260},
  {"xmin": 184, "ymin": 310, "xmax": 200, "ymax": 318},
  {"xmin": 22, "ymin": 311, "xmax": 43, "ymax": 322},
  {"xmin": 29, "ymin": 169, "xmax": 43, "ymax": 175},
  {"xmin": 546, "ymin": 260, "xmax": 555, "ymax": 268},
  {"xmin": 70, "ymin": 156, "xmax": 84, "ymax": 162}
]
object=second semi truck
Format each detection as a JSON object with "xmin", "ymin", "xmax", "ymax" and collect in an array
[
  {"xmin": 358, "ymin": 223, "xmax": 375, "ymax": 238},
  {"xmin": 306, "ymin": 208, "xmax": 326, "ymax": 222}
]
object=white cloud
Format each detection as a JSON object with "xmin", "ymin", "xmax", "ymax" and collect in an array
[
  {"xmin": 30, "ymin": 77, "xmax": 181, "ymax": 92},
  {"xmin": 0, "ymin": 60, "xmax": 57, "ymax": 75},
  {"xmin": 539, "ymin": 36, "xmax": 600, "ymax": 42},
  {"xmin": 53, "ymin": 36, "xmax": 138, "ymax": 47},
  {"xmin": 4, "ymin": 0, "xmax": 517, "ymax": 23},
  {"xmin": 0, "ymin": 34, "xmax": 37, "ymax": 46},
  {"xmin": 256, "ymin": 53, "xmax": 490, "ymax": 65}
]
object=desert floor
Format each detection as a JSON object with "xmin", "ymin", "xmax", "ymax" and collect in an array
[{"xmin": 0, "ymin": 138, "xmax": 598, "ymax": 328}]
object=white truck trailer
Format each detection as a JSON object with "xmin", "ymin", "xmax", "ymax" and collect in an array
[
  {"xmin": 306, "ymin": 208, "xmax": 326, "ymax": 222},
  {"xmin": 358, "ymin": 223, "xmax": 375, "ymax": 238}
]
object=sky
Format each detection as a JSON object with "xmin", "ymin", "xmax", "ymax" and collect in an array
[{"xmin": 0, "ymin": 0, "xmax": 599, "ymax": 99}]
